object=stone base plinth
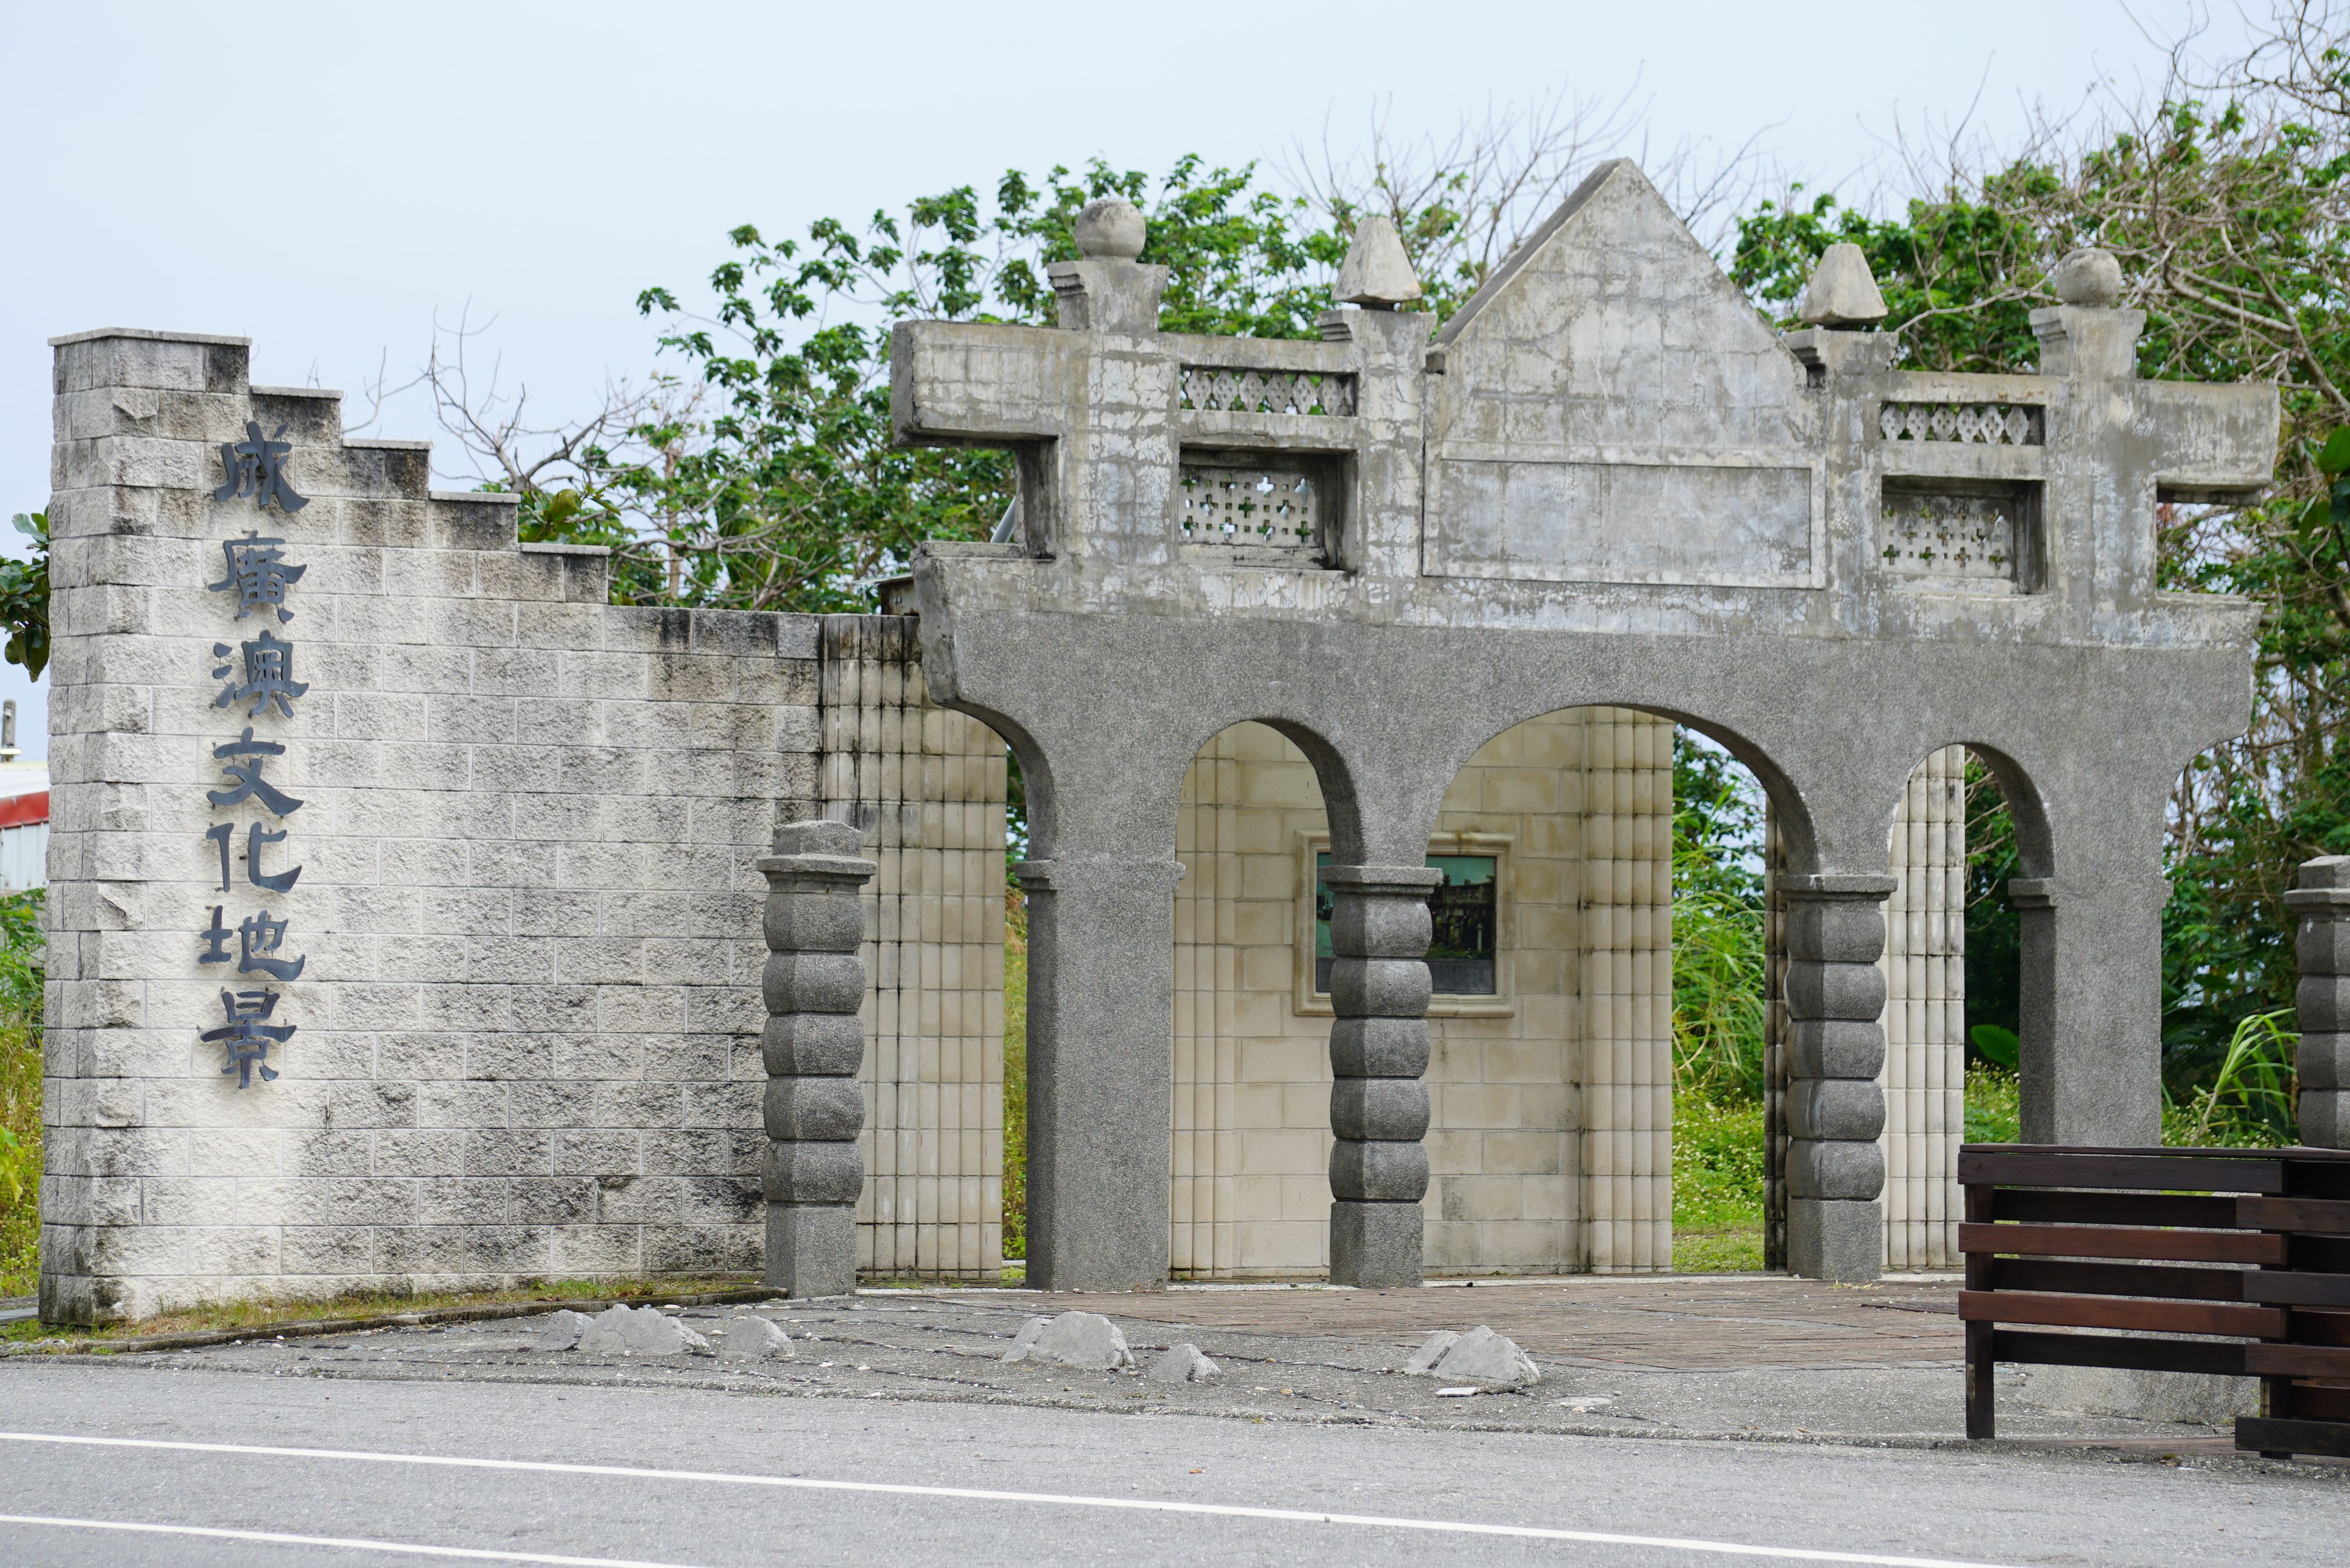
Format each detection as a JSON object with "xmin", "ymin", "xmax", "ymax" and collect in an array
[
  {"xmin": 766, "ymin": 1205, "xmax": 857, "ymax": 1298},
  {"xmin": 1330, "ymin": 1201, "xmax": 1423, "ymax": 1287}
]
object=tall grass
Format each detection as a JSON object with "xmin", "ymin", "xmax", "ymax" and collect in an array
[
  {"xmin": 2166, "ymin": 1006, "xmax": 2296, "ymax": 1147},
  {"xmin": 1001, "ymin": 883, "xmax": 1028, "ymax": 1262},
  {"xmin": 0, "ymin": 890, "xmax": 47, "ymax": 1299},
  {"xmin": 1671, "ymin": 737, "xmax": 1769, "ymax": 1268}
]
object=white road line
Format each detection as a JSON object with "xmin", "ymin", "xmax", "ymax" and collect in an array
[
  {"xmin": 0, "ymin": 1514, "xmax": 712, "ymax": 1568},
  {"xmin": 0, "ymin": 1430, "xmax": 2021, "ymax": 1568}
]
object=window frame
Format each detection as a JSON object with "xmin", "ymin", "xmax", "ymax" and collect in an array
[{"xmin": 1292, "ymin": 830, "xmax": 1516, "ymax": 1019}]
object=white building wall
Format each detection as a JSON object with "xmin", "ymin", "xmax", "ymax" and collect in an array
[
  {"xmin": 1881, "ymin": 746, "xmax": 1967, "ymax": 1268},
  {"xmin": 1, "ymin": 823, "xmax": 49, "ymax": 891},
  {"xmin": 823, "ymin": 617, "xmax": 1005, "ymax": 1281}
]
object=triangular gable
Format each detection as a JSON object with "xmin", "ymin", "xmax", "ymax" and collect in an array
[{"xmin": 1425, "ymin": 161, "xmax": 1818, "ymax": 588}]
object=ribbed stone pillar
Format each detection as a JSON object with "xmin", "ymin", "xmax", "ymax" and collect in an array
[
  {"xmin": 1782, "ymin": 873, "xmax": 1895, "ymax": 1282},
  {"xmin": 2289, "ymin": 855, "xmax": 2350, "ymax": 1149},
  {"xmin": 1323, "ymin": 863, "xmax": 1442, "ymax": 1287},
  {"xmin": 758, "ymin": 819, "xmax": 878, "ymax": 1298}
]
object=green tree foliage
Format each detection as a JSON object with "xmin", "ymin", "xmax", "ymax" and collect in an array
[
  {"xmin": 1671, "ymin": 734, "xmax": 1768, "ymax": 1102},
  {"xmin": 1731, "ymin": 28, "xmax": 2350, "ymax": 1120},
  {"xmin": 603, "ymin": 159, "xmax": 1363, "ymax": 613},
  {"xmin": 0, "ymin": 513, "xmax": 49, "ymax": 680},
  {"xmin": 0, "ymin": 890, "xmax": 46, "ymax": 1296}
]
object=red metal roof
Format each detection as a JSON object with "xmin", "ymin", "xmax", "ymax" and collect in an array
[{"xmin": 0, "ymin": 791, "xmax": 49, "ymax": 829}]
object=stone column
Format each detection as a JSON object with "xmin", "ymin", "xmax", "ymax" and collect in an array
[
  {"xmin": 2288, "ymin": 856, "xmax": 2350, "ymax": 1149},
  {"xmin": 1782, "ymin": 874, "xmax": 1895, "ymax": 1282},
  {"xmin": 1323, "ymin": 864, "xmax": 1442, "ymax": 1287},
  {"xmin": 2009, "ymin": 866, "xmax": 2168, "ymax": 1145},
  {"xmin": 758, "ymin": 819, "xmax": 878, "ymax": 1298},
  {"xmin": 1014, "ymin": 854, "xmax": 1186, "ymax": 1292}
]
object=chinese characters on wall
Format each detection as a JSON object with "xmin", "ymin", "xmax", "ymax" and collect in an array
[{"xmin": 201, "ymin": 432, "xmax": 309, "ymax": 1087}]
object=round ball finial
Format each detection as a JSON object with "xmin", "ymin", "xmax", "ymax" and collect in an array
[
  {"xmin": 2051, "ymin": 247, "xmax": 2123, "ymax": 307},
  {"xmin": 1073, "ymin": 198, "xmax": 1146, "ymax": 261}
]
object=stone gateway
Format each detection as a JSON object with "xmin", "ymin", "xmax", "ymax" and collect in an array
[{"xmin": 38, "ymin": 159, "xmax": 2280, "ymax": 1322}]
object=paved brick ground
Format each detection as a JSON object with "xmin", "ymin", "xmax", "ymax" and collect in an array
[
  {"xmin": 19, "ymin": 1270, "xmax": 2269, "ymax": 1453},
  {"xmin": 966, "ymin": 1273, "xmax": 1964, "ymax": 1372}
]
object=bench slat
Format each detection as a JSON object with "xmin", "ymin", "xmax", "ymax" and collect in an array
[
  {"xmin": 1958, "ymin": 1289, "xmax": 2285, "ymax": 1338},
  {"xmin": 2236, "ymin": 1416, "xmax": 2350, "ymax": 1459},
  {"xmin": 1958, "ymin": 1222, "xmax": 2284, "ymax": 1265},
  {"xmin": 1995, "ymin": 1190, "xmax": 2237, "ymax": 1228},
  {"xmin": 2235, "ymin": 1196, "xmax": 2350, "ymax": 1235},
  {"xmin": 1990, "ymin": 1329, "xmax": 2245, "ymax": 1376},
  {"xmin": 2245, "ymin": 1343, "xmax": 2350, "ymax": 1378},
  {"xmin": 1958, "ymin": 1150, "xmax": 2285, "ymax": 1193},
  {"xmin": 2242, "ymin": 1273, "xmax": 2350, "ymax": 1307},
  {"xmin": 1989, "ymin": 1258, "xmax": 2245, "ymax": 1301}
]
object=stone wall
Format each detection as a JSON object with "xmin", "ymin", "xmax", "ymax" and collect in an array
[{"xmin": 41, "ymin": 330, "xmax": 814, "ymax": 1322}]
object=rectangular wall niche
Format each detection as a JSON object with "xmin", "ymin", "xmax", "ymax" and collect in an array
[
  {"xmin": 1313, "ymin": 850, "xmax": 1498, "ymax": 995},
  {"xmin": 1878, "ymin": 478, "xmax": 2041, "ymax": 591},
  {"xmin": 1179, "ymin": 449, "xmax": 1338, "ymax": 562}
]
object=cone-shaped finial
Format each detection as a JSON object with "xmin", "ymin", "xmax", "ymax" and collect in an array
[
  {"xmin": 1797, "ymin": 243, "xmax": 1887, "ymax": 328},
  {"xmin": 1336, "ymin": 215, "xmax": 1423, "ymax": 308}
]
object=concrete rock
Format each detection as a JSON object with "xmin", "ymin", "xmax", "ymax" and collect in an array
[
  {"xmin": 1145, "ymin": 1343, "xmax": 1222, "ymax": 1384},
  {"xmin": 1430, "ymin": 1325, "xmax": 1540, "ymax": 1386},
  {"xmin": 1003, "ymin": 1310, "xmax": 1134, "ymax": 1370},
  {"xmin": 2050, "ymin": 247, "xmax": 2124, "ymax": 306},
  {"xmin": 531, "ymin": 1309, "xmax": 588, "ymax": 1351},
  {"xmin": 574, "ymin": 1304, "xmax": 713, "ymax": 1357},
  {"xmin": 1402, "ymin": 1330, "xmax": 1459, "ymax": 1375},
  {"xmin": 1336, "ymin": 215, "xmax": 1423, "ymax": 307},
  {"xmin": 716, "ymin": 1313, "xmax": 793, "ymax": 1362},
  {"xmin": 1004, "ymin": 1315, "xmax": 1051, "ymax": 1360},
  {"xmin": 1073, "ymin": 199, "xmax": 1146, "ymax": 261},
  {"xmin": 1797, "ymin": 242, "xmax": 1887, "ymax": 327}
]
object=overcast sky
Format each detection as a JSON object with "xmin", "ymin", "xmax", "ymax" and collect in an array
[{"xmin": 0, "ymin": 0, "xmax": 2266, "ymax": 758}]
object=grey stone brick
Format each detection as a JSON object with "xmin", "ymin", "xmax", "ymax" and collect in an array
[
  {"xmin": 648, "ymin": 1223, "xmax": 759, "ymax": 1275},
  {"xmin": 377, "ymin": 1130, "xmax": 467, "ymax": 1178},
  {"xmin": 462, "ymin": 1130, "xmax": 552, "ymax": 1176}
]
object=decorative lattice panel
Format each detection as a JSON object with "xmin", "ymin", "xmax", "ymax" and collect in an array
[
  {"xmin": 1878, "ymin": 401, "xmax": 2042, "ymax": 446},
  {"xmin": 1179, "ymin": 366, "xmax": 1356, "ymax": 417},
  {"xmin": 1179, "ymin": 464, "xmax": 1321, "ymax": 550},
  {"xmin": 1880, "ymin": 489, "xmax": 2018, "ymax": 581}
]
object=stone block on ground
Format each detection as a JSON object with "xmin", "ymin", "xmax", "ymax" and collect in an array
[
  {"xmin": 717, "ymin": 1313, "xmax": 793, "ymax": 1362},
  {"xmin": 1145, "ymin": 1343, "xmax": 1221, "ymax": 1384},
  {"xmin": 530, "ymin": 1309, "xmax": 588, "ymax": 1351},
  {"xmin": 574, "ymin": 1304, "xmax": 712, "ymax": 1357},
  {"xmin": 1402, "ymin": 1330, "xmax": 1459, "ymax": 1375},
  {"xmin": 1002, "ymin": 1310, "xmax": 1134, "ymax": 1370},
  {"xmin": 1419, "ymin": 1324, "xmax": 1539, "ymax": 1385}
]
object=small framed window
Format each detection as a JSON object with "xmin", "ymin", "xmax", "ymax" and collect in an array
[{"xmin": 1298, "ymin": 834, "xmax": 1513, "ymax": 1017}]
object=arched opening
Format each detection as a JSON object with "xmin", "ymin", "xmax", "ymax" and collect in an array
[
  {"xmin": 1169, "ymin": 720, "xmax": 1343, "ymax": 1279},
  {"xmin": 2157, "ymin": 751, "xmax": 2302, "ymax": 1147},
  {"xmin": 1671, "ymin": 728, "xmax": 1773, "ymax": 1273},
  {"xmin": 1404, "ymin": 705, "xmax": 1801, "ymax": 1278},
  {"xmin": 819, "ymin": 618, "xmax": 1020, "ymax": 1283},
  {"xmin": 1861, "ymin": 744, "xmax": 2043, "ymax": 1267},
  {"xmin": 1952, "ymin": 748, "xmax": 2026, "ymax": 1154}
]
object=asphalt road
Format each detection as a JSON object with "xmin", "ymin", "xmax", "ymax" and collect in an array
[{"xmin": 0, "ymin": 1361, "xmax": 2342, "ymax": 1567}]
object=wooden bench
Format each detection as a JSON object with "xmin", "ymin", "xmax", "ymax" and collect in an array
[{"xmin": 1958, "ymin": 1144, "xmax": 2350, "ymax": 1458}]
